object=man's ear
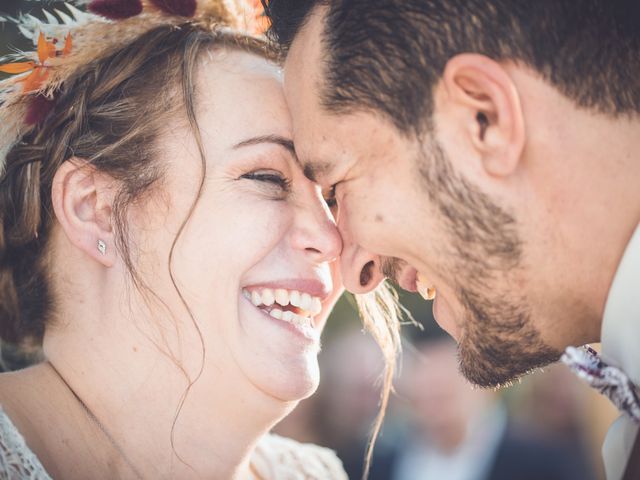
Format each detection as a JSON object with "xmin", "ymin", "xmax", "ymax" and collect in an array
[
  {"xmin": 51, "ymin": 158, "xmax": 116, "ymax": 267},
  {"xmin": 441, "ymin": 53, "xmax": 525, "ymax": 177}
]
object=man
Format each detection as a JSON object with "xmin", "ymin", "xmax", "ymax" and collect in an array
[{"xmin": 260, "ymin": 1, "xmax": 640, "ymax": 478}]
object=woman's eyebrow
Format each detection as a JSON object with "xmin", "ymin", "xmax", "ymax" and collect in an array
[
  {"xmin": 233, "ymin": 134, "xmax": 295, "ymax": 155},
  {"xmin": 232, "ymin": 135, "xmax": 334, "ymax": 183}
]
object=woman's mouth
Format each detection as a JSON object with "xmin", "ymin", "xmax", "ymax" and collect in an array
[{"xmin": 242, "ymin": 287, "xmax": 323, "ymax": 332}]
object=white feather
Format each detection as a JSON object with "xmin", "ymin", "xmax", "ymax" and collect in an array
[
  {"xmin": 42, "ymin": 10, "xmax": 59, "ymax": 25},
  {"xmin": 0, "ymin": 52, "xmax": 31, "ymax": 64},
  {"xmin": 18, "ymin": 25, "xmax": 36, "ymax": 42},
  {"xmin": 25, "ymin": 13, "xmax": 43, "ymax": 24},
  {"xmin": 11, "ymin": 3, "xmax": 91, "ymax": 45},
  {"xmin": 64, "ymin": 3, "xmax": 93, "ymax": 22},
  {"xmin": 17, "ymin": 14, "xmax": 43, "ymax": 42},
  {"xmin": 54, "ymin": 9, "xmax": 75, "ymax": 26}
]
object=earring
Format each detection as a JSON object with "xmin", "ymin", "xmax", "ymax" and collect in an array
[{"xmin": 97, "ymin": 239, "xmax": 107, "ymax": 256}]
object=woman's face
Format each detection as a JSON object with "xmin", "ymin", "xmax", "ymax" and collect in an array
[{"xmin": 133, "ymin": 49, "xmax": 343, "ymax": 402}]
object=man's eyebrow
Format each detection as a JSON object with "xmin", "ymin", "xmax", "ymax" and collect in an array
[
  {"xmin": 233, "ymin": 135, "xmax": 295, "ymax": 155},
  {"xmin": 302, "ymin": 161, "xmax": 334, "ymax": 183}
]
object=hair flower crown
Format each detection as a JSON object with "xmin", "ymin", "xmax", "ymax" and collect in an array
[{"xmin": 0, "ymin": 0, "xmax": 266, "ymax": 171}]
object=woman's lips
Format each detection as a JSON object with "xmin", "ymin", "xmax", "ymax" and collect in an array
[
  {"xmin": 243, "ymin": 287, "xmax": 323, "ymax": 316},
  {"xmin": 241, "ymin": 290, "xmax": 321, "ymax": 342},
  {"xmin": 396, "ymin": 266, "xmax": 419, "ymax": 292},
  {"xmin": 242, "ymin": 279, "xmax": 331, "ymax": 324},
  {"xmin": 240, "ymin": 282, "xmax": 328, "ymax": 342}
]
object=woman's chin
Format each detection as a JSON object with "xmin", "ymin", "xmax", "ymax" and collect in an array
[
  {"xmin": 255, "ymin": 354, "xmax": 320, "ymax": 403},
  {"xmin": 235, "ymin": 295, "xmax": 324, "ymax": 401}
]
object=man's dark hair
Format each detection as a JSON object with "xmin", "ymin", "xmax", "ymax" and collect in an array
[{"xmin": 262, "ymin": 0, "xmax": 640, "ymax": 134}]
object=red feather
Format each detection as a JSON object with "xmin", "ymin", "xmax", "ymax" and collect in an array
[
  {"xmin": 88, "ymin": 0, "xmax": 143, "ymax": 20},
  {"xmin": 149, "ymin": 0, "xmax": 197, "ymax": 17},
  {"xmin": 25, "ymin": 94, "xmax": 56, "ymax": 126}
]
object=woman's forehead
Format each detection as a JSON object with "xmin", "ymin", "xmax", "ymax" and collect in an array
[
  {"xmin": 195, "ymin": 52, "xmax": 291, "ymax": 146},
  {"xmin": 198, "ymin": 49, "xmax": 283, "ymax": 89}
]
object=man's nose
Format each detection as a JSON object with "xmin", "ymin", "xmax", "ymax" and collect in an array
[
  {"xmin": 289, "ymin": 195, "xmax": 343, "ymax": 264},
  {"xmin": 339, "ymin": 240, "xmax": 385, "ymax": 294}
]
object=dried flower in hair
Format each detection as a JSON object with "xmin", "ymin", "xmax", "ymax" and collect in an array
[
  {"xmin": 0, "ymin": 62, "xmax": 35, "ymax": 75},
  {"xmin": 0, "ymin": 32, "xmax": 72, "ymax": 94},
  {"xmin": 0, "ymin": 0, "xmax": 263, "ymax": 150},
  {"xmin": 149, "ymin": 0, "xmax": 197, "ymax": 17},
  {"xmin": 25, "ymin": 94, "xmax": 56, "ymax": 126},
  {"xmin": 88, "ymin": 0, "xmax": 143, "ymax": 20},
  {"xmin": 251, "ymin": 0, "xmax": 269, "ymax": 35}
]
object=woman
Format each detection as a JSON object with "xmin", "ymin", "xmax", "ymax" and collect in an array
[{"xmin": 0, "ymin": 1, "xmax": 366, "ymax": 478}]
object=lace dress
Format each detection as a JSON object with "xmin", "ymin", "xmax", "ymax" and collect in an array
[
  {"xmin": 0, "ymin": 408, "xmax": 347, "ymax": 479},
  {"xmin": 0, "ymin": 408, "xmax": 49, "ymax": 480}
]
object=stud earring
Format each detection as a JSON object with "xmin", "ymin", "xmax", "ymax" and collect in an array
[{"xmin": 97, "ymin": 239, "xmax": 107, "ymax": 256}]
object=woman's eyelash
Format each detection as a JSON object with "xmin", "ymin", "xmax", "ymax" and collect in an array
[{"xmin": 241, "ymin": 171, "xmax": 292, "ymax": 192}]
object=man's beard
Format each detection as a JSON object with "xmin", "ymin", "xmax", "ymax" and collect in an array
[
  {"xmin": 456, "ymin": 287, "xmax": 560, "ymax": 388},
  {"xmin": 417, "ymin": 135, "xmax": 561, "ymax": 388}
]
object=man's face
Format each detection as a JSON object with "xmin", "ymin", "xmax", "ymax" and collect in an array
[{"xmin": 284, "ymin": 9, "xmax": 561, "ymax": 388}]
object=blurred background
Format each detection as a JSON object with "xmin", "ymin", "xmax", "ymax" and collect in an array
[{"xmin": 0, "ymin": 2, "xmax": 619, "ymax": 479}]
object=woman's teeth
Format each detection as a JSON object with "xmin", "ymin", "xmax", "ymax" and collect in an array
[
  {"xmin": 416, "ymin": 272, "xmax": 436, "ymax": 301},
  {"xmin": 267, "ymin": 308, "xmax": 312, "ymax": 329},
  {"xmin": 242, "ymin": 287, "xmax": 323, "ymax": 328}
]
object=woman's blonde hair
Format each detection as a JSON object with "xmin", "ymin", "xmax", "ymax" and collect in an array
[{"xmin": 356, "ymin": 283, "xmax": 405, "ymax": 479}]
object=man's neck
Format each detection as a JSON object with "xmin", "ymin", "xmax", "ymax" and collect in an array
[
  {"xmin": 561, "ymin": 112, "xmax": 640, "ymax": 344},
  {"xmin": 516, "ymin": 66, "xmax": 640, "ymax": 348}
]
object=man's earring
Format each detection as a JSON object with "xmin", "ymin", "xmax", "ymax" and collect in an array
[{"xmin": 97, "ymin": 239, "xmax": 107, "ymax": 256}]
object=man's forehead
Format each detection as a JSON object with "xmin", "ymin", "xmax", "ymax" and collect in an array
[{"xmin": 284, "ymin": 7, "xmax": 325, "ymax": 91}]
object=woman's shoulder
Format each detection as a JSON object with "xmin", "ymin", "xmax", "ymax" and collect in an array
[
  {"xmin": 0, "ymin": 406, "xmax": 53, "ymax": 480},
  {"xmin": 252, "ymin": 433, "xmax": 348, "ymax": 480}
]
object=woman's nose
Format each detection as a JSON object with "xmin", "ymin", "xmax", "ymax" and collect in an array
[{"xmin": 289, "ymin": 196, "xmax": 342, "ymax": 264}]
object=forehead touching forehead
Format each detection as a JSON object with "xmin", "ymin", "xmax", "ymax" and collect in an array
[
  {"xmin": 283, "ymin": 5, "xmax": 338, "ymax": 184},
  {"xmin": 283, "ymin": 5, "xmax": 415, "ymax": 188}
]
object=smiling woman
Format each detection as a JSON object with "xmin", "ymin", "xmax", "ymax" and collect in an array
[{"xmin": 0, "ymin": 1, "xmax": 366, "ymax": 478}]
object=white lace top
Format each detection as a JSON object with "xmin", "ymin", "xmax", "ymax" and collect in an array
[
  {"xmin": 0, "ymin": 408, "xmax": 49, "ymax": 480},
  {"xmin": 0, "ymin": 408, "xmax": 347, "ymax": 479}
]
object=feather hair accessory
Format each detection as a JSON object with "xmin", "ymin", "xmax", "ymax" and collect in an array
[{"xmin": 0, "ymin": 0, "xmax": 266, "ymax": 175}]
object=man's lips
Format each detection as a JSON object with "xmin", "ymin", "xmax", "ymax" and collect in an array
[
  {"xmin": 395, "ymin": 266, "xmax": 436, "ymax": 300},
  {"xmin": 416, "ymin": 272, "xmax": 436, "ymax": 300},
  {"xmin": 396, "ymin": 266, "xmax": 419, "ymax": 292}
]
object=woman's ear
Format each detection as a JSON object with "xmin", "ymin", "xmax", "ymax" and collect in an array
[
  {"xmin": 441, "ymin": 53, "xmax": 525, "ymax": 178},
  {"xmin": 51, "ymin": 158, "xmax": 116, "ymax": 267}
]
